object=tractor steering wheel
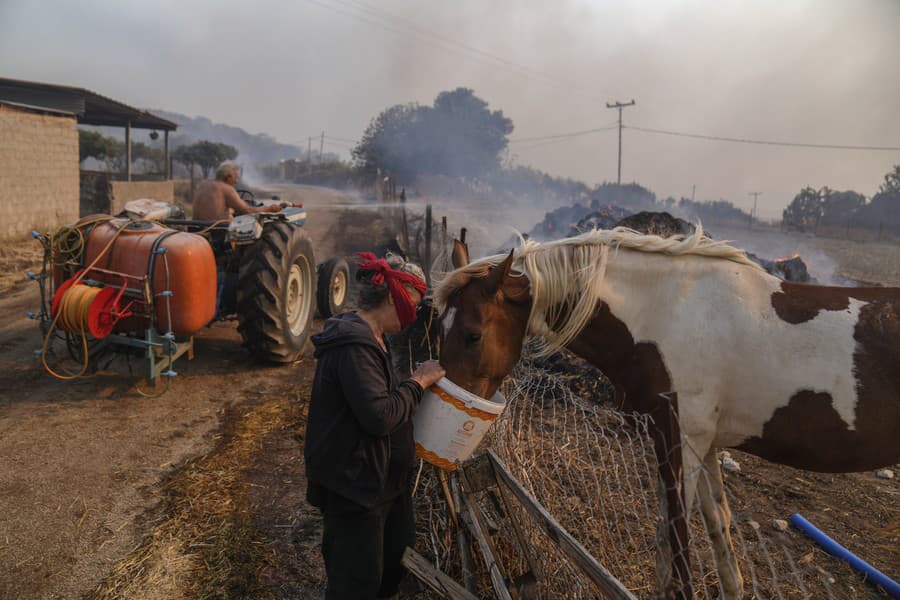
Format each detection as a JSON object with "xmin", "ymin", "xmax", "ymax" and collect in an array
[{"xmin": 237, "ymin": 189, "xmax": 261, "ymax": 207}]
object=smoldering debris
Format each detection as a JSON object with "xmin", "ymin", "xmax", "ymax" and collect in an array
[
  {"xmin": 747, "ymin": 253, "xmax": 812, "ymax": 283},
  {"xmin": 513, "ymin": 204, "xmax": 818, "ymax": 283}
]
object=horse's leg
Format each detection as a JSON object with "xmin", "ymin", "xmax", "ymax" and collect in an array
[
  {"xmin": 697, "ymin": 450, "xmax": 743, "ymax": 599},
  {"xmin": 649, "ymin": 394, "xmax": 697, "ymax": 600}
]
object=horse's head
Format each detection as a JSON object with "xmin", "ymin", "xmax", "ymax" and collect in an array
[{"xmin": 438, "ymin": 240, "xmax": 532, "ymax": 399}]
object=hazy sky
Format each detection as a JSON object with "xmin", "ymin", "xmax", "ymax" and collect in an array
[{"xmin": 2, "ymin": 0, "xmax": 899, "ymax": 218}]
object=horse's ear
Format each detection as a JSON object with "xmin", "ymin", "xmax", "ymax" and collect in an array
[
  {"xmin": 484, "ymin": 249, "xmax": 515, "ymax": 294},
  {"xmin": 485, "ymin": 250, "xmax": 529, "ymax": 303},
  {"xmin": 502, "ymin": 272, "xmax": 531, "ymax": 304},
  {"xmin": 451, "ymin": 239, "xmax": 469, "ymax": 269}
]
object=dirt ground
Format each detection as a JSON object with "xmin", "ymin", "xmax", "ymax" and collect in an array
[
  {"xmin": 0, "ymin": 185, "xmax": 347, "ymax": 599},
  {"xmin": 0, "ymin": 189, "xmax": 898, "ymax": 599}
]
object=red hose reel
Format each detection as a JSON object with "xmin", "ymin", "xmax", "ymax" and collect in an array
[{"xmin": 52, "ymin": 272, "xmax": 135, "ymax": 338}]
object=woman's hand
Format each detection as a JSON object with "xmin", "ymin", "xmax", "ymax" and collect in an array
[{"xmin": 411, "ymin": 359, "xmax": 445, "ymax": 390}]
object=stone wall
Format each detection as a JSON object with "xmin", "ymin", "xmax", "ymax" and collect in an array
[{"xmin": 0, "ymin": 104, "xmax": 79, "ymax": 239}]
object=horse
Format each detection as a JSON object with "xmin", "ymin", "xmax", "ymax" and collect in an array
[{"xmin": 435, "ymin": 226, "xmax": 900, "ymax": 599}]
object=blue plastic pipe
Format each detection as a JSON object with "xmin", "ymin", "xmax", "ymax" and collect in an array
[{"xmin": 790, "ymin": 513, "xmax": 900, "ymax": 598}]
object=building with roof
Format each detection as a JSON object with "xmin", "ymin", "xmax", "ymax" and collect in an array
[{"xmin": 0, "ymin": 77, "xmax": 177, "ymax": 239}]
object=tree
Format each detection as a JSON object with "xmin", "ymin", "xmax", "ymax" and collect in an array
[
  {"xmin": 862, "ymin": 165, "xmax": 900, "ymax": 233},
  {"xmin": 131, "ymin": 141, "xmax": 165, "ymax": 174},
  {"xmin": 352, "ymin": 88, "xmax": 513, "ymax": 182},
  {"xmin": 820, "ymin": 189, "xmax": 865, "ymax": 226},
  {"xmin": 173, "ymin": 141, "xmax": 238, "ymax": 180},
  {"xmin": 782, "ymin": 186, "xmax": 824, "ymax": 231},
  {"xmin": 78, "ymin": 130, "xmax": 122, "ymax": 170},
  {"xmin": 352, "ymin": 103, "xmax": 423, "ymax": 181},
  {"xmin": 173, "ymin": 144, "xmax": 200, "ymax": 182},
  {"xmin": 194, "ymin": 141, "xmax": 238, "ymax": 178},
  {"xmin": 878, "ymin": 165, "xmax": 900, "ymax": 195},
  {"xmin": 426, "ymin": 88, "xmax": 514, "ymax": 177}
]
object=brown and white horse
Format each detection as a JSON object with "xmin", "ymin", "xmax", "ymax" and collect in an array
[{"xmin": 436, "ymin": 227, "xmax": 900, "ymax": 598}]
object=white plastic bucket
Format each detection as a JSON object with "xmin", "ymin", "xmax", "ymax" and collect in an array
[{"xmin": 412, "ymin": 377, "xmax": 507, "ymax": 470}]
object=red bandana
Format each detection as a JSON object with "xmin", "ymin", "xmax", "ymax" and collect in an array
[{"xmin": 355, "ymin": 252, "xmax": 426, "ymax": 328}]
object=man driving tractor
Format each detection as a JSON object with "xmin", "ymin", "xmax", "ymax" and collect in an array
[{"xmin": 193, "ymin": 162, "xmax": 289, "ymax": 221}]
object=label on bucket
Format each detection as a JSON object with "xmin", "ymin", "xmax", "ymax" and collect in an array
[{"xmin": 412, "ymin": 382, "xmax": 506, "ymax": 470}]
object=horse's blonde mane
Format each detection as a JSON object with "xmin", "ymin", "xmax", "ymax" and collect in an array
[{"xmin": 435, "ymin": 225, "xmax": 762, "ymax": 356}]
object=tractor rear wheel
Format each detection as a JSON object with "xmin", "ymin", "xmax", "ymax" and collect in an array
[
  {"xmin": 237, "ymin": 222, "xmax": 316, "ymax": 363},
  {"xmin": 316, "ymin": 257, "xmax": 350, "ymax": 319}
]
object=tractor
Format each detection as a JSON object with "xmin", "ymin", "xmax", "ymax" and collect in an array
[{"xmin": 29, "ymin": 192, "xmax": 349, "ymax": 389}]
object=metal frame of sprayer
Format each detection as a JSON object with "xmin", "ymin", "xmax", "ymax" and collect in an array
[{"xmin": 28, "ymin": 222, "xmax": 192, "ymax": 390}]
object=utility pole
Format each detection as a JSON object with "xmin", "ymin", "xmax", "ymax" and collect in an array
[
  {"xmin": 606, "ymin": 99, "xmax": 635, "ymax": 185},
  {"xmin": 748, "ymin": 191, "xmax": 762, "ymax": 228},
  {"xmin": 319, "ymin": 131, "xmax": 325, "ymax": 163},
  {"xmin": 307, "ymin": 137, "xmax": 313, "ymax": 175},
  {"xmin": 691, "ymin": 185, "xmax": 696, "ymax": 203}
]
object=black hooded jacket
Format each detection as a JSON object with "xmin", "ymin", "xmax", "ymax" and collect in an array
[{"xmin": 304, "ymin": 312, "xmax": 424, "ymax": 508}]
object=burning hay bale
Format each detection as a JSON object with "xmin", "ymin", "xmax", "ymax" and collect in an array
[
  {"xmin": 746, "ymin": 252, "xmax": 813, "ymax": 283},
  {"xmin": 527, "ymin": 202, "xmax": 597, "ymax": 241},
  {"xmin": 568, "ymin": 204, "xmax": 632, "ymax": 236},
  {"xmin": 615, "ymin": 210, "xmax": 701, "ymax": 238}
]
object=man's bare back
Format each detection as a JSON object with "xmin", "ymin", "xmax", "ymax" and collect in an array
[
  {"xmin": 192, "ymin": 164, "xmax": 287, "ymax": 221},
  {"xmin": 193, "ymin": 180, "xmax": 247, "ymax": 221}
]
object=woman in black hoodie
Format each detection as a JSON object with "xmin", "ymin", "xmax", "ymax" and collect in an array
[{"xmin": 304, "ymin": 253, "xmax": 445, "ymax": 599}]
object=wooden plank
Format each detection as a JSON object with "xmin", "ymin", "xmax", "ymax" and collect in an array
[
  {"xmin": 450, "ymin": 473, "xmax": 478, "ymax": 593},
  {"xmin": 458, "ymin": 469, "xmax": 512, "ymax": 600},
  {"xmin": 487, "ymin": 450, "xmax": 638, "ymax": 600},
  {"xmin": 460, "ymin": 500, "xmax": 512, "ymax": 600},
  {"xmin": 401, "ymin": 547, "xmax": 478, "ymax": 600},
  {"xmin": 493, "ymin": 468, "xmax": 544, "ymax": 584}
]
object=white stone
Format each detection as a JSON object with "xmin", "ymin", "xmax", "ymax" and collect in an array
[
  {"xmin": 721, "ymin": 456, "xmax": 742, "ymax": 473},
  {"xmin": 772, "ymin": 519, "xmax": 789, "ymax": 532},
  {"xmin": 747, "ymin": 520, "xmax": 760, "ymax": 530},
  {"xmin": 875, "ymin": 469, "xmax": 894, "ymax": 480}
]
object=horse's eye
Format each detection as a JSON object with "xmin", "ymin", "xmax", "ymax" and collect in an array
[{"xmin": 465, "ymin": 332, "xmax": 482, "ymax": 345}]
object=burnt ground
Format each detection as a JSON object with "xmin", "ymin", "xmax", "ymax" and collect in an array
[{"xmin": 0, "ymin": 191, "xmax": 897, "ymax": 599}]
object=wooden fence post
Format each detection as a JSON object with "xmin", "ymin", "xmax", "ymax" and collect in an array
[
  {"xmin": 441, "ymin": 216, "xmax": 448, "ymax": 272},
  {"xmin": 424, "ymin": 204, "xmax": 433, "ymax": 287},
  {"xmin": 400, "ymin": 188, "xmax": 410, "ymax": 252}
]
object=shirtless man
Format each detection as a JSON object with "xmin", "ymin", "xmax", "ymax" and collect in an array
[{"xmin": 192, "ymin": 162, "xmax": 288, "ymax": 221}]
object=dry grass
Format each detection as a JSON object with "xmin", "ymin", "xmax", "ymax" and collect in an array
[
  {"xmin": 90, "ymin": 397, "xmax": 292, "ymax": 600},
  {"xmin": 810, "ymin": 236, "xmax": 900, "ymax": 286},
  {"xmin": 0, "ymin": 238, "xmax": 43, "ymax": 291}
]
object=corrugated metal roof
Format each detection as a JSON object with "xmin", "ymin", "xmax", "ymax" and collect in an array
[{"xmin": 0, "ymin": 77, "xmax": 177, "ymax": 130}]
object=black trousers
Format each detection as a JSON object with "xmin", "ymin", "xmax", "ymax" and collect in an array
[{"xmin": 320, "ymin": 488, "xmax": 415, "ymax": 599}]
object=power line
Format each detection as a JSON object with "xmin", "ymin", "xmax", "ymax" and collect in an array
[
  {"xmin": 626, "ymin": 125, "xmax": 900, "ymax": 151},
  {"xmin": 302, "ymin": 0, "xmax": 622, "ymax": 101},
  {"xmin": 509, "ymin": 124, "xmax": 618, "ymax": 144},
  {"xmin": 335, "ymin": 0, "xmax": 550, "ymax": 81},
  {"xmin": 325, "ymin": 135, "xmax": 358, "ymax": 144}
]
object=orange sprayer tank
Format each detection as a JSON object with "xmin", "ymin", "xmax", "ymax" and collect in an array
[{"xmin": 81, "ymin": 219, "xmax": 217, "ymax": 337}]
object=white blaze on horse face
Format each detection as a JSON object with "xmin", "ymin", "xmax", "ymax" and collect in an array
[
  {"xmin": 599, "ymin": 252, "xmax": 861, "ymax": 446},
  {"xmin": 442, "ymin": 307, "xmax": 457, "ymax": 337}
]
